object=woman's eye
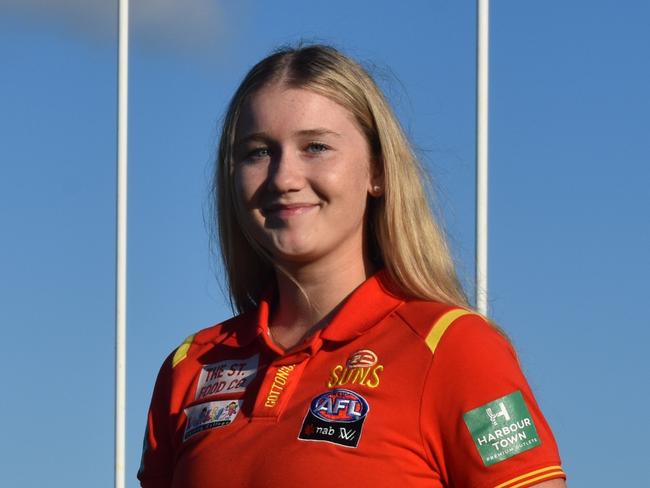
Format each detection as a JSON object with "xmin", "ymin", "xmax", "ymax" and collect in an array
[
  {"xmin": 246, "ymin": 147, "xmax": 271, "ymax": 159},
  {"xmin": 306, "ymin": 142, "xmax": 329, "ymax": 154}
]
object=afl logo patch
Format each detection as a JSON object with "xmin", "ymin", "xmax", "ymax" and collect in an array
[
  {"xmin": 298, "ymin": 389, "xmax": 370, "ymax": 448},
  {"xmin": 346, "ymin": 349, "xmax": 377, "ymax": 368},
  {"xmin": 310, "ymin": 389, "xmax": 369, "ymax": 422}
]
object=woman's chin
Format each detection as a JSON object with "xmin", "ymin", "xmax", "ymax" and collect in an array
[
  {"xmin": 263, "ymin": 234, "xmax": 320, "ymax": 261},
  {"xmin": 271, "ymin": 249, "xmax": 320, "ymax": 266},
  {"xmin": 266, "ymin": 241, "xmax": 326, "ymax": 267}
]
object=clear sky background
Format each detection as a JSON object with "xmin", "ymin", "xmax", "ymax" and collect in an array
[{"xmin": 1, "ymin": 1, "xmax": 648, "ymax": 486}]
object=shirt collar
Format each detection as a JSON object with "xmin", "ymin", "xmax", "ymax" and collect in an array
[
  {"xmin": 319, "ymin": 270, "xmax": 404, "ymax": 341},
  {"xmin": 232, "ymin": 270, "xmax": 403, "ymax": 349}
]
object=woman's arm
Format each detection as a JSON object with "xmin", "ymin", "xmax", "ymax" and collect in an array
[
  {"xmin": 531, "ymin": 480, "xmax": 566, "ymax": 488},
  {"xmin": 419, "ymin": 310, "xmax": 567, "ymax": 488}
]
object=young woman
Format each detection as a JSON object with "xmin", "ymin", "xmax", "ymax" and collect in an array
[{"xmin": 138, "ymin": 45, "xmax": 566, "ymax": 488}]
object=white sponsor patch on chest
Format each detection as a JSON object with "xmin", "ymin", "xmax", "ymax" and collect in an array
[
  {"xmin": 183, "ymin": 399, "xmax": 242, "ymax": 441},
  {"xmin": 195, "ymin": 355, "xmax": 259, "ymax": 400}
]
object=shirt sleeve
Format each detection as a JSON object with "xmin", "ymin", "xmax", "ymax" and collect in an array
[
  {"xmin": 137, "ymin": 353, "xmax": 175, "ymax": 488},
  {"xmin": 420, "ymin": 313, "xmax": 566, "ymax": 488}
]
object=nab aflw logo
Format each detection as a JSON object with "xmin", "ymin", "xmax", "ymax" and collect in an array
[
  {"xmin": 339, "ymin": 427, "xmax": 356, "ymax": 441},
  {"xmin": 486, "ymin": 402, "xmax": 510, "ymax": 426}
]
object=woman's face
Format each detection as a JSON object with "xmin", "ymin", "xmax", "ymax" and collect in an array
[{"xmin": 233, "ymin": 83, "xmax": 378, "ymax": 268}]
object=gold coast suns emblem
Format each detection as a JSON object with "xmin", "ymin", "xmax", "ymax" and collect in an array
[{"xmin": 327, "ymin": 349, "xmax": 383, "ymax": 389}]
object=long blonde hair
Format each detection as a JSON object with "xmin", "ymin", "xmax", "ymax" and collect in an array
[{"xmin": 214, "ymin": 44, "xmax": 470, "ymax": 313}]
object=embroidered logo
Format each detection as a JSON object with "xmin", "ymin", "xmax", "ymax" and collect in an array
[
  {"xmin": 195, "ymin": 355, "xmax": 259, "ymax": 400},
  {"xmin": 264, "ymin": 364, "xmax": 296, "ymax": 408},
  {"xmin": 346, "ymin": 349, "xmax": 377, "ymax": 368},
  {"xmin": 327, "ymin": 349, "xmax": 383, "ymax": 389},
  {"xmin": 486, "ymin": 402, "xmax": 510, "ymax": 426},
  {"xmin": 463, "ymin": 390, "xmax": 541, "ymax": 466},
  {"xmin": 183, "ymin": 399, "xmax": 242, "ymax": 441},
  {"xmin": 298, "ymin": 389, "xmax": 370, "ymax": 448}
]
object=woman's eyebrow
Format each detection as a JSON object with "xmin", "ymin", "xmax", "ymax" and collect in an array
[
  {"xmin": 235, "ymin": 132, "xmax": 269, "ymax": 146},
  {"xmin": 293, "ymin": 128, "xmax": 342, "ymax": 138},
  {"xmin": 236, "ymin": 128, "xmax": 342, "ymax": 146}
]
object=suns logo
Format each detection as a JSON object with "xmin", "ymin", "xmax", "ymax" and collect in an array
[{"xmin": 327, "ymin": 349, "xmax": 383, "ymax": 389}]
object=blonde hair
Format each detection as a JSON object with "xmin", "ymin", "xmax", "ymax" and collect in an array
[{"xmin": 214, "ymin": 44, "xmax": 470, "ymax": 313}]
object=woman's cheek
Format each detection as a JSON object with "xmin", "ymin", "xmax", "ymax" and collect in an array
[{"xmin": 234, "ymin": 169, "xmax": 259, "ymax": 209}]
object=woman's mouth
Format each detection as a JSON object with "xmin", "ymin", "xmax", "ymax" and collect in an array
[{"xmin": 262, "ymin": 203, "xmax": 319, "ymax": 218}]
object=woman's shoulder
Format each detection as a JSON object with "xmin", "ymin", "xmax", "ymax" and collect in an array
[
  {"xmin": 393, "ymin": 299, "xmax": 503, "ymax": 357},
  {"xmin": 166, "ymin": 310, "xmax": 257, "ymax": 370}
]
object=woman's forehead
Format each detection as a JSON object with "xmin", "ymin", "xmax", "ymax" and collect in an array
[{"xmin": 236, "ymin": 84, "xmax": 362, "ymax": 142}]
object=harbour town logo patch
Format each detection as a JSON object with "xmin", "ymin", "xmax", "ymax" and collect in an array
[
  {"xmin": 195, "ymin": 355, "xmax": 259, "ymax": 400},
  {"xmin": 298, "ymin": 389, "xmax": 369, "ymax": 448},
  {"xmin": 463, "ymin": 390, "xmax": 541, "ymax": 466},
  {"xmin": 183, "ymin": 399, "xmax": 241, "ymax": 441},
  {"xmin": 327, "ymin": 349, "xmax": 383, "ymax": 389}
]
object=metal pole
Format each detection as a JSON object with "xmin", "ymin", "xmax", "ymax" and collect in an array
[
  {"xmin": 115, "ymin": 0, "xmax": 129, "ymax": 486},
  {"xmin": 476, "ymin": 0, "xmax": 489, "ymax": 315}
]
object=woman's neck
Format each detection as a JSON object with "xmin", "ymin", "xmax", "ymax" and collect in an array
[{"xmin": 268, "ymin": 254, "xmax": 376, "ymax": 350}]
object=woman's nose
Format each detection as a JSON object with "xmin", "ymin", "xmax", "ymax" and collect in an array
[{"xmin": 267, "ymin": 148, "xmax": 304, "ymax": 193}]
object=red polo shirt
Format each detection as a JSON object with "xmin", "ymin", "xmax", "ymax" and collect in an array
[{"xmin": 138, "ymin": 272, "xmax": 565, "ymax": 488}]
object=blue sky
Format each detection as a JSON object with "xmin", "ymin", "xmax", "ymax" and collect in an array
[{"xmin": 1, "ymin": 1, "xmax": 648, "ymax": 486}]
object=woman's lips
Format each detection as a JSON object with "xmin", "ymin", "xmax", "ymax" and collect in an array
[{"xmin": 262, "ymin": 203, "xmax": 319, "ymax": 218}]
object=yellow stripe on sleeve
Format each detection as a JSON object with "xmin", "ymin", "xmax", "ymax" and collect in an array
[
  {"xmin": 172, "ymin": 334, "xmax": 195, "ymax": 368},
  {"xmin": 494, "ymin": 466, "xmax": 565, "ymax": 488},
  {"xmin": 425, "ymin": 309, "xmax": 473, "ymax": 355},
  {"xmin": 504, "ymin": 471, "xmax": 565, "ymax": 488}
]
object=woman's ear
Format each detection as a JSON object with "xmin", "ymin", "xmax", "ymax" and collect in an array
[
  {"xmin": 369, "ymin": 184, "xmax": 383, "ymax": 197},
  {"xmin": 368, "ymin": 158, "xmax": 385, "ymax": 197}
]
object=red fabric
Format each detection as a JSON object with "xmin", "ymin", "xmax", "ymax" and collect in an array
[{"xmin": 138, "ymin": 272, "xmax": 564, "ymax": 488}]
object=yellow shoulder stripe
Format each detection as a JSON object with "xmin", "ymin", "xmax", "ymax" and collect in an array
[
  {"xmin": 494, "ymin": 465, "xmax": 565, "ymax": 488},
  {"xmin": 172, "ymin": 334, "xmax": 195, "ymax": 368},
  {"xmin": 425, "ymin": 309, "xmax": 473, "ymax": 355}
]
